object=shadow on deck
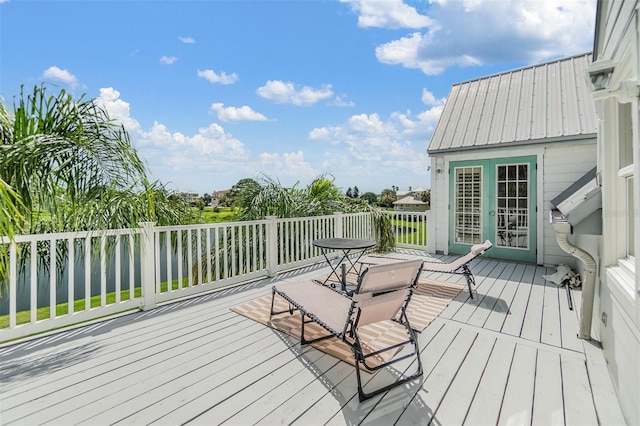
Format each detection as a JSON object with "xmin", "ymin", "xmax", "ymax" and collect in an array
[{"xmin": 0, "ymin": 251, "xmax": 626, "ymax": 425}]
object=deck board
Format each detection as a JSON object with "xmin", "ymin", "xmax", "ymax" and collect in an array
[
  {"xmin": 465, "ymin": 338, "xmax": 517, "ymax": 425},
  {"xmin": 0, "ymin": 252, "xmax": 625, "ymax": 425},
  {"xmin": 484, "ymin": 263, "xmax": 535, "ymax": 332},
  {"xmin": 497, "ymin": 344, "xmax": 537, "ymax": 425},
  {"xmin": 532, "ymin": 350, "xmax": 564, "ymax": 425},
  {"xmin": 433, "ymin": 332, "xmax": 496, "ymax": 425},
  {"xmin": 541, "ymin": 269, "xmax": 564, "ymax": 348},
  {"xmin": 561, "ymin": 354, "xmax": 600, "ymax": 426}
]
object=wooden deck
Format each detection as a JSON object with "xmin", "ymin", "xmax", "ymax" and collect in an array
[{"xmin": 0, "ymin": 252, "xmax": 627, "ymax": 425}]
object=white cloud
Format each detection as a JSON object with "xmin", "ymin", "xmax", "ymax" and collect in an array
[
  {"xmin": 256, "ymin": 80, "xmax": 333, "ymax": 106},
  {"xmin": 258, "ymin": 151, "xmax": 317, "ymax": 179},
  {"xmin": 95, "ymin": 87, "xmax": 249, "ymax": 175},
  {"xmin": 160, "ymin": 56, "xmax": 178, "ymax": 64},
  {"xmin": 421, "ymin": 88, "xmax": 446, "ymax": 106},
  {"xmin": 331, "ymin": 95, "xmax": 355, "ymax": 107},
  {"xmin": 210, "ymin": 103, "xmax": 268, "ymax": 122},
  {"xmin": 197, "ymin": 69, "xmax": 239, "ymax": 85},
  {"xmin": 340, "ymin": 0, "xmax": 432, "ymax": 29},
  {"xmin": 42, "ymin": 66, "xmax": 81, "ymax": 88},
  {"xmin": 178, "ymin": 36, "xmax": 195, "ymax": 44},
  {"xmin": 309, "ymin": 109, "xmax": 437, "ymax": 175},
  {"xmin": 95, "ymin": 87, "xmax": 142, "ymax": 133},
  {"xmin": 375, "ymin": 0, "xmax": 596, "ymax": 75}
]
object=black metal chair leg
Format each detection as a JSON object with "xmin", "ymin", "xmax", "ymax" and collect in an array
[{"xmin": 462, "ymin": 264, "xmax": 475, "ymax": 299}]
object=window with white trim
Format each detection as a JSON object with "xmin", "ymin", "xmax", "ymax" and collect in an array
[{"xmin": 618, "ymin": 102, "xmax": 634, "ymax": 259}]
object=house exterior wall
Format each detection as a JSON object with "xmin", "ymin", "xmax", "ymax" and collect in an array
[
  {"xmin": 590, "ymin": 1, "xmax": 640, "ymax": 423},
  {"xmin": 542, "ymin": 141, "xmax": 598, "ymax": 266},
  {"xmin": 429, "ymin": 140, "xmax": 596, "ymax": 266}
]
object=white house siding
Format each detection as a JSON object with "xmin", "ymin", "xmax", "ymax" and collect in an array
[
  {"xmin": 542, "ymin": 140, "xmax": 598, "ymax": 267},
  {"xmin": 429, "ymin": 146, "xmax": 543, "ymax": 259},
  {"xmin": 428, "ymin": 53, "xmax": 598, "ymax": 265},
  {"xmin": 589, "ymin": 1, "xmax": 640, "ymax": 423},
  {"xmin": 429, "ymin": 142, "xmax": 596, "ymax": 266}
]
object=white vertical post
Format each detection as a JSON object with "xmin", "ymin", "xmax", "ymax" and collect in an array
[
  {"xmin": 333, "ymin": 212, "xmax": 344, "ymax": 238},
  {"xmin": 139, "ymin": 221, "xmax": 157, "ymax": 311},
  {"xmin": 266, "ymin": 216, "xmax": 278, "ymax": 277},
  {"xmin": 426, "ymin": 210, "xmax": 435, "ymax": 253}
]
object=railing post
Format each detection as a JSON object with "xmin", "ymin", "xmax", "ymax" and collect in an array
[
  {"xmin": 266, "ymin": 216, "xmax": 278, "ymax": 277},
  {"xmin": 139, "ymin": 221, "xmax": 157, "ymax": 311},
  {"xmin": 333, "ymin": 212, "xmax": 344, "ymax": 238},
  {"xmin": 426, "ymin": 210, "xmax": 435, "ymax": 253}
]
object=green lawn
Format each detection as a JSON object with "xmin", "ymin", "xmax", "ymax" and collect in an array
[
  {"xmin": 0, "ymin": 278, "xmax": 194, "ymax": 329},
  {"xmin": 0, "ymin": 287, "xmax": 142, "ymax": 329},
  {"xmin": 392, "ymin": 218, "xmax": 427, "ymax": 245},
  {"xmin": 197, "ymin": 207, "xmax": 241, "ymax": 223}
]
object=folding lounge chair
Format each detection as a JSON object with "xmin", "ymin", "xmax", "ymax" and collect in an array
[
  {"xmin": 421, "ymin": 240, "xmax": 493, "ymax": 299},
  {"xmin": 270, "ymin": 259, "xmax": 424, "ymax": 402},
  {"xmin": 358, "ymin": 240, "xmax": 493, "ymax": 300}
]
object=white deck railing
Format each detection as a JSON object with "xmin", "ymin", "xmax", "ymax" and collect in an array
[
  {"xmin": 382, "ymin": 210, "xmax": 429, "ymax": 248},
  {"xmin": 0, "ymin": 211, "xmax": 428, "ymax": 341}
]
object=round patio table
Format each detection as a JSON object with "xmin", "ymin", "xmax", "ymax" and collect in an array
[{"xmin": 313, "ymin": 238, "xmax": 376, "ymax": 292}]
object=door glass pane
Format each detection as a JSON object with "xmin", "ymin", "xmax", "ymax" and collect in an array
[
  {"xmin": 454, "ymin": 166, "xmax": 482, "ymax": 244},
  {"xmin": 496, "ymin": 163, "xmax": 529, "ymax": 249}
]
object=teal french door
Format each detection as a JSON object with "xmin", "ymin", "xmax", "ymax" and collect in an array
[{"xmin": 449, "ymin": 156, "xmax": 537, "ymax": 263}]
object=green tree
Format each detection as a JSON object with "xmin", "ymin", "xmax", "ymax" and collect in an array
[
  {"xmin": 241, "ymin": 174, "xmax": 394, "ymax": 252},
  {"xmin": 420, "ymin": 189, "xmax": 431, "ymax": 208},
  {"xmin": 353, "ymin": 186, "xmax": 360, "ymax": 198},
  {"xmin": 0, "ymin": 84, "xmax": 200, "ymax": 234},
  {"xmin": 360, "ymin": 192, "xmax": 378, "ymax": 205},
  {"xmin": 379, "ymin": 188, "xmax": 397, "ymax": 208},
  {"xmin": 345, "ymin": 187, "xmax": 353, "ymax": 198},
  {"xmin": 202, "ymin": 193, "xmax": 212, "ymax": 206},
  {"xmin": 226, "ymin": 178, "xmax": 262, "ymax": 209}
]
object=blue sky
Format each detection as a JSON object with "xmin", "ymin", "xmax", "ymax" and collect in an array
[{"xmin": 0, "ymin": 0, "xmax": 596, "ymax": 196}]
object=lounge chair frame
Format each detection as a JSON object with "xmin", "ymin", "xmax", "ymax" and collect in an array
[
  {"xmin": 421, "ymin": 240, "xmax": 492, "ymax": 299},
  {"xmin": 270, "ymin": 259, "xmax": 424, "ymax": 402},
  {"xmin": 358, "ymin": 240, "xmax": 493, "ymax": 300}
]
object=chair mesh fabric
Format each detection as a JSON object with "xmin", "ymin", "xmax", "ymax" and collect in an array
[
  {"xmin": 274, "ymin": 280, "xmax": 353, "ymax": 333},
  {"xmin": 356, "ymin": 288, "xmax": 411, "ymax": 327},
  {"xmin": 357, "ymin": 259, "xmax": 423, "ymax": 294}
]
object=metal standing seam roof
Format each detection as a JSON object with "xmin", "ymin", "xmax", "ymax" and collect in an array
[{"xmin": 427, "ymin": 52, "xmax": 598, "ymax": 154}]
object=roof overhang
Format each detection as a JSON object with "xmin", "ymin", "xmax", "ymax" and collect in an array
[{"xmin": 550, "ymin": 167, "xmax": 601, "ymax": 226}]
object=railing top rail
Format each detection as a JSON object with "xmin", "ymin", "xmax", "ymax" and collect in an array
[
  {"xmin": 1, "ymin": 227, "xmax": 142, "ymax": 244},
  {"xmin": 155, "ymin": 220, "xmax": 269, "ymax": 232},
  {"xmin": 273, "ymin": 214, "xmax": 337, "ymax": 223}
]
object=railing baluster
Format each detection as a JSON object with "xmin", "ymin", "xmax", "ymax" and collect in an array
[
  {"xmin": 154, "ymin": 231, "xmax": 161, "ymax": 294},
  {"xmin": 85, "ymin": 237, "xmax": 91, "ymax": 311},
  {"xmin": 215, "ymin": 227, "xmax": 220, "ymax": 281},
  {"xmin": 50, "ymin": 238, "xmax": 57, "ymax": 318},
  {"xmin": 187, "ymin": 229, "xmax": 193, "ymax": 287},
  {"xmin": 30, "ymin": 240, "xmax": 37, "ymax": 323},
  {"xmin": 100, "ymin": 235, "xmax": 106, "ymax": 307},
  {"xmin": 68, "ymin": 237, "xmax": 75, "ymax": 313},
  {"xmin": 166, "ymin": 230, "xmax": 173, "ymax": 291},
  {"xmin": 196, "ymin": 228, "xmax": 203, "ymax": 284},
  {"xmin": 9, "ymin": 242, "xmax": 17, "ymax": 328},
  {"xmin": 177, "ymin": 229, "xmax": 184, "ymax": 288},
  {"xmin": 129, "ymin": 233, "xmax": 135, "ymax": 300},
  {"xmin": 206, "ymin": 228, "xmax": 212, "ymax": 283},
  {"xmin": 223, "ymin": 227, "xmax": 228, "ymax": 280},
  {"xmin": 115, "ymin": 235, "xmax": 121, "ymax": 303}
]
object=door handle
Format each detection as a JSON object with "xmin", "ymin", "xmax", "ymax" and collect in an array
[{"xmin": 489, "ymin": 211, "xmax": 495, "ymax": 216}]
